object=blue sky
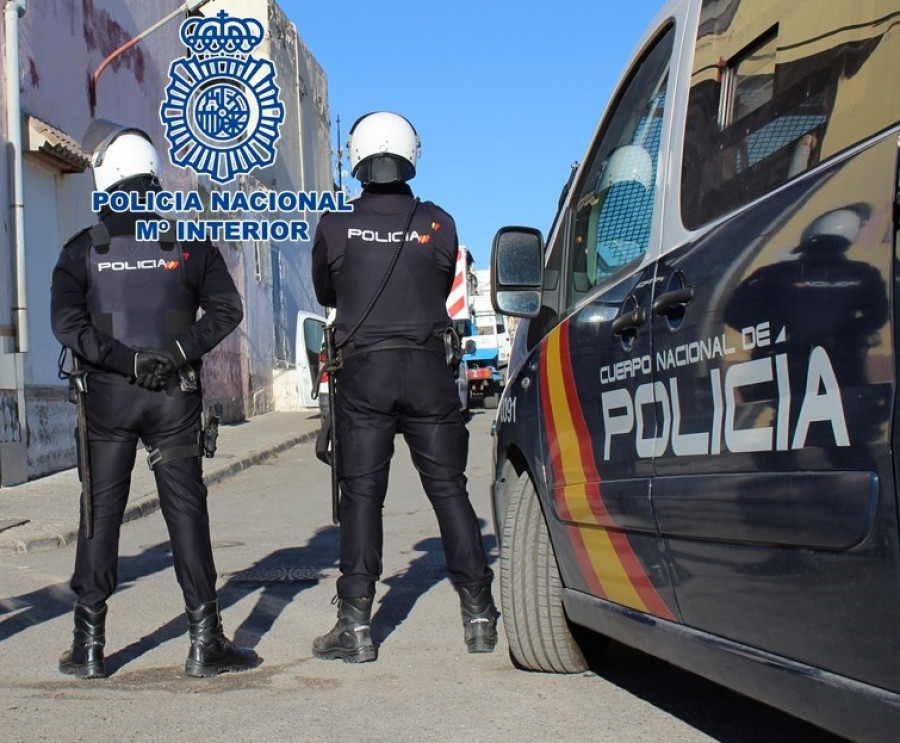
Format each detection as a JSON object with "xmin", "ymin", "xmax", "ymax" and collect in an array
[{"xmin": 281, "ymin": 1, "xmax": 663, "ymax": 270}]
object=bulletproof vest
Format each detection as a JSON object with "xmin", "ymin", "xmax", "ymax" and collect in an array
[
  {"xmin": 333, "ymin": 202, "xmax": 452, "ymax": 346},
  {"xmin": 85, "ymin": 225, "xmax": 197, "ymax": 349}
]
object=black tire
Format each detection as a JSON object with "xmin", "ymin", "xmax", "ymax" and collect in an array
[{"xmin": 499, "ymin": 464, "xmax": 595, "ymax": 673}]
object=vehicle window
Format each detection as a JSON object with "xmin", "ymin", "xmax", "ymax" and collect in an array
[
  {"xmin": 682, "ymin": 1, "xmax": 900, "ymax": 229},
  {"xmin": 565, "ymin": 25, "xmax": 674, "ymax": 308}
]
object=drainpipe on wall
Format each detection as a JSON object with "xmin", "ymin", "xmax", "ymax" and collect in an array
[
  {"xmin": 89, "ymin": 0, "xmax": 213, "ymax": 115},
  {"xmin": 6, "ymin": 0, "xmax": 28, "ymax": 353}
]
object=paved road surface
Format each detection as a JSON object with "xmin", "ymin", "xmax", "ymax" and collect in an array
[{"xmin": 0, "ymin": 410, "xmax": 848, "ymax": 742}]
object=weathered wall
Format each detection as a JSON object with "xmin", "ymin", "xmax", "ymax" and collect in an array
[{"xmin": 0, "ymin": 0, "xmax": 331, "ymax": 482}]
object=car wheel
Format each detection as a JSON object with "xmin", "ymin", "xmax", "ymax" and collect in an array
[{"xmin": 500, "ymin": 464, "xmax": 604, "ymax": 673}]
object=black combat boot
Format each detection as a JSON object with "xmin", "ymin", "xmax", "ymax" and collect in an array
[
  {"xmin": 184, "ymin": 600, "xmax": 261, "ymax": 677},
  {"xmin": 59, "ymin": 602, "xmax": 108, "ymax": 679},
  {"xmin": 312, "ymin": 596, "xmax": 377, "ymax": 663},
  {"xmin": 458, "ymin": 584, "xmax": 498, "ymax": 653}
]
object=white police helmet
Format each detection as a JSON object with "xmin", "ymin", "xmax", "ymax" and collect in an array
[
  {"xmin": 83, "ymin": 119, "xmax": 161, "ymax": 193},
  {"xmin": 347, "ymin": 111, "xmax": 420, "ymax": 184},
  {"xmin": 598, "ymin": 144, "xmax": 653, "ymax": 193}
]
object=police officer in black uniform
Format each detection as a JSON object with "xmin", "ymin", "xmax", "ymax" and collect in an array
[
  {"xmin": 311, "ymin": 111, "xmax": 497, "ymax": 663},
  {"xmin": 51, "ymin": 120, "xmax": 259, "ymax": 678}
]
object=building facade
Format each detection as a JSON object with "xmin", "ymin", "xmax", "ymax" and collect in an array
[{"xmin": 0, "ymin": 0, "xmax": 332, "ymax": 484}]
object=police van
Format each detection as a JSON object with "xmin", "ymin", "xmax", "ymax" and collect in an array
[{"xmin": 489, "ymin": 1, "xmax": 900, "ymax": 740}]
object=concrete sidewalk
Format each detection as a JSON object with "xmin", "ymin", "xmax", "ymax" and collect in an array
[{"xmin": 0, "ymin": 410, "xmax": 323, "ymax": 554}]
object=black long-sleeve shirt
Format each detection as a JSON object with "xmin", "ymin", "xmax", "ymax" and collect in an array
[
  {"xmin": 311, "ymin": 183, "xmax": 458, "ymax": 347},
  {"xmin": 51, "ymin": 210, "xmax": 243, "ymax": 375}
]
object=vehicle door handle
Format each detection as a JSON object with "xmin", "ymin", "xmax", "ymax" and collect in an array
[
  {"xmin": 612, "ymin": 307, "xmax": 647, "ymax": 336},
  {"xmin": 652, "ymin": 287, "xmax": 694, "ymax": 316}
]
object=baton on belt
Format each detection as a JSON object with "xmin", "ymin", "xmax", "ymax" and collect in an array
[
  {"xmin": 324, "ymin": 326, "xmax": 341, "ymax": 525},
  {"xmin": 70, "ymin": 355, "xmax": 94, "ymax": 539}
]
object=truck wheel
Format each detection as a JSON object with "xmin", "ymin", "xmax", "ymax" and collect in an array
[{"xmin": 500, "ymin": 465, "xmax": 606, "ymax": 672}]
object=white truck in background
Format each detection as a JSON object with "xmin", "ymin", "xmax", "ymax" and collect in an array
[
  {"xmin": 446, "ymin": 254, "xmax": 512, "ymax": 410},
  {"xmin": 460, "ymin": 290, "xmax": 512, "ymax": 409}
]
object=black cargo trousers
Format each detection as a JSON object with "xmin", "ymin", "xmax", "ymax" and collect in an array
[
  {"xmin": 72, "ymin": 371, "xmax": 216, "ymax": 611},
  {"xmin": 334, "ymin": 345, "xmax": 494, "ymax": 599}
]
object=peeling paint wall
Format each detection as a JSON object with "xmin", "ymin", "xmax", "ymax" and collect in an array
[
  {"xmin": 0, "ymin": 391, "xmax": 22, "ymax": 443},
  {"xmin": 25, "ymin": 386, "xmax": 74, "ymax": 477},
  {"xmin": 0, "ymin": 0, "xmax": 331, "ymax": 482}
]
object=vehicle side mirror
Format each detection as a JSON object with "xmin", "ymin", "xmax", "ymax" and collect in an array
[{"xmin": 490, "ymin": 226, "xmax": 544, "ymax": 318}]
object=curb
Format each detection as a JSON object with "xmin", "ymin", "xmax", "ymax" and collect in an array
[{"xmin": 1, "ymin": 429, "xmax": 317, "ymax": 555}]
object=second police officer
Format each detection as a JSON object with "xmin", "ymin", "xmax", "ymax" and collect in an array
[
  {"xmin": 311, "ymin": 111, "xmax": 498, "ymax": 662},
  {"xmin": 51, "ymin": 121, "xmax": 260, "ymax": 679}
]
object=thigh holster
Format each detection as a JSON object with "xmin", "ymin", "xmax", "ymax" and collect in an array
[{"xmin": 145, "ymin": 429, "xmax": 202, "ymax": 470}]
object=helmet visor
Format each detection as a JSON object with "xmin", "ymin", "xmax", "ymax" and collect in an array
[{"xmin": 82, "ymin": 119, "xmax": 150, "ymax": 166}]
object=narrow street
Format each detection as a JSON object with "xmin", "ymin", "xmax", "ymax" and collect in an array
[{"xmin": 0, "ymin": 411, "xmax": 845, "ymax": 742}]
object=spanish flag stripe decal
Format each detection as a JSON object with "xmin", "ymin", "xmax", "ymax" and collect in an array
[
  {"xmin": 542, "ymin": 324, "xmax": 674, "ymax": 619},
  {"xmin": 539, "ymin": 332, "xmax": 606, "ymax": 598},
  {"xmin": 546, "ymin": 326, "xmax": 648, "ymax": 611}
]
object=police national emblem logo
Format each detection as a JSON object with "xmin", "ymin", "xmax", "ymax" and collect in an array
[{"xmin": 160, "ymin": 10, "xmax": 285, "ymax": 184}]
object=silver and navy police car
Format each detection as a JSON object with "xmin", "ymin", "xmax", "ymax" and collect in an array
[{"xmin": 489, "ymin": 1, "xmax": 900, "ymax": 741}]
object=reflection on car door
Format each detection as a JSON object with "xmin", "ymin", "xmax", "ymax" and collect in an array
[{"xmin": 651, "ymin": 129, "xmax": 900, "ymax": 693}]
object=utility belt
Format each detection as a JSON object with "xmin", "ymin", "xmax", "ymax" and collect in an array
[{"xmin": 338, "ymin": 328, "xmax": 460, "ymax": 368}]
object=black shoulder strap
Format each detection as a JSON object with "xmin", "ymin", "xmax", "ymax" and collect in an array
[
  {"xmin": 88, "ymin": 222, "xmax": 110, "ymax": 253},
  {"xmin": 158, "ymin": 220, "xmax": 188, "ymax": 286},
  {"xmin": 84, "ymin": 222, "xmax": 111, "ymax": 292},
  {"xmin": 337, "ymin": 197, "xmax": 420, "ymax": 350},
  {"xmin": 159, "ymin": 219, "xmax": 177, "ymax": 252}
]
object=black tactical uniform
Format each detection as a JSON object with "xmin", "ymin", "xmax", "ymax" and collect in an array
[
  {"xmin": 311, "ymin": 180, "xmax": 496, "ymax": 661},
  {"xmin": 51, "ymin": 180, "xmax": 258, "ymax": 679}
]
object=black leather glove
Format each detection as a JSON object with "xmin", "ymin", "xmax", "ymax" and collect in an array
[{"xmin": 133, "ymin": 350, "xmax": 175, "ymax": 391}]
